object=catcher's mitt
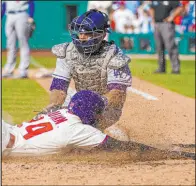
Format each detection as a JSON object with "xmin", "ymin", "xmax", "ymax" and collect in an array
[
  {"xmin": 27, "ymin": 21, "xmax": 36, "ymax": 38},
  {"xmin": 33, "ymin": 105, "xmax": 66, "ymax": 120}
]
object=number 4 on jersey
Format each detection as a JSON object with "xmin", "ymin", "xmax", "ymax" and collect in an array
[{"xmin": 23, "ymin": 122, "xmax": 53, "ymax": 140}]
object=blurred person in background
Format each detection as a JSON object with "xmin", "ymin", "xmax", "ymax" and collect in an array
[
  {"xmin": 131, "ymin": 11, "xmax": 142, "ymax": 34},
  {"xmin": 113, "ymin": 1, "xmax": 135, "ymax": 33},
  {"xmin": 125, "ymin": 0, "xmax": 141, "ymax": 14},
  {"xmin": 188, "ymin": 1, "xmax": 195, "ymax": 32},
  {"xmin": 87, "ymin": 1, "xmax": 112, "ymax": 15},
  {"xmin": 181, "ymin": 1, "xmax": 195, "ymax": 32},
  {"xmin": 1, "ymin": 0, "xmax": 35, "ymax": 79},
  {"xmin": 147, "ymin": 1, "xmax": 184, "ymax": 74},
  {"xmin": 124, "ymin": 24, "xmax": 135, "ymax": 34},
  {"xmin": 138, "ymin": 2, "xmax": 153, "ymax": 34},
  {"xmin": 173, "ymin": 1, "xmax": 189, "ymax": 34},
  {"xmin": 108, "ymin": 7, "xmax": 116, "ymax": 31},
  {"xmin": 140, "ymin": 10, "xmax": 153, "ymax": 33}
]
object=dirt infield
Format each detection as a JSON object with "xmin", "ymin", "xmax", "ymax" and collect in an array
[{"xmin": 2, "ymin": 70, "xmax": 195, "ymax": 185}]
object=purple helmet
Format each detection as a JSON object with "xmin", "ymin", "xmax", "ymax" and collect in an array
[
  {"xmin": 68, "ymin": 90, "xmax": 106, "ymax": 126},
  {"xmin": 68, "ymin": 9, "xmax": 111, "ymax": 58}
]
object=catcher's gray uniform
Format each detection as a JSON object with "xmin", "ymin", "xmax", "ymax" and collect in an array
[{"xmin": 51, "ymin": 40, "xmax": 132, "ymax": 126}]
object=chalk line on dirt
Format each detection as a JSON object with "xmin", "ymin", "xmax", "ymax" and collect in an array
[{"xmin": 127, "ymin": 87, "xmax": 158, "ymax": 100}]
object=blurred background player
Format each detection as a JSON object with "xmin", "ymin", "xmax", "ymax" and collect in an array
[
  {"xmin": 37, "ymin": 9, "xmax": 132, "ymax": 130},
  {"xmin": 1, "ymin": 0, "xmax": 35, "ymax": 79},
  {"xmin": 87, "ymin": 1, "xmax": 112, "ymax": 15},
  {"xmin": 112, "ymin": 1, "xmax": 135, "ymax": 34},
  {"xmin": 146, "ymin": 1, "xmax": 184, "ymax": 74},
  {"xmin": 1, "ymin": 90, "xmax": 133, "ymax": 157}
]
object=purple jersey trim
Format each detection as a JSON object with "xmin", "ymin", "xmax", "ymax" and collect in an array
[
  {"xmin": 52, "ymin": 74, "xmax": 70, "ymax": 81},
  {"xmin": 50, "ymin": 78, "xmax": 69, "ymax": 92},
  {"xmin": 107, "ymin": 83, "xmax": 127, "ymax": 92},
  {"xmin": 100, "ymin": 135, "xmax": 109, "ymax": 144},
  {"xmin": 1, "ymin": 2, "xmax": 6, "ymax": 18},
  {"xmin": 28, "ymin": 1, "xmax": 35, "ymax": 18}
]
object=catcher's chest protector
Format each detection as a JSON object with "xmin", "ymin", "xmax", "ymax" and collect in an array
[{"xmin": 66, "ymin": 42, "xmax": 117, "ymax": 95}]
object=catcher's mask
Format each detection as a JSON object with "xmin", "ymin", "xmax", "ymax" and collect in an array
[
  {"xmin": 68, "ymin": 9, "xmax": 111, "ymax": 58},
  {"xmin": 68, "ymin": 90, "xmax": 106, "ymax": 126}
]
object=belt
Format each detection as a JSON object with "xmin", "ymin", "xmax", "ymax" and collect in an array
[{"xmin": 8, "ymin": 10, "xmax": 26, "ymax": 14}]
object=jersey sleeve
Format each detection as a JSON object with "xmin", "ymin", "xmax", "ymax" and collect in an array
[
  {"xmin": 1, "ymin": 2, "xmax": 6, "ymax": 18},
  {"xmin": 107, "ymin": 64, "xmax": 132, "ymax": 87},
  {"xmin": 28, "ymin": 0, "xmax": 35, "ymax": 18},
  {"xmin": 68, "ymin": 123, "xmax": 107, "ymax": 150},
  {"xmin": 52, "ymin": 58, "xmax": 72, "ymax": 82}
]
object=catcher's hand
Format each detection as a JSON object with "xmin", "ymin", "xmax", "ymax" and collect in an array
[
  {"xmin": 104, "ymin": 89, "xmax": 126, "ymax": 109},
  {"xmin": 33, "ymin": 104, "xmax": 66, "ymax": 120}
]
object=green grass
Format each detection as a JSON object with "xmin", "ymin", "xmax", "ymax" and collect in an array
[
  {"xmin": 2, "ymin": 79, "xmax": 49, "ymax": 123},
  {"xmin": 2, "ymin": 55, "xmax": 56, "ymax": 69},
  {"xmin": 130, "ymin": 59, "xmax": 195, "ymax": 98}
]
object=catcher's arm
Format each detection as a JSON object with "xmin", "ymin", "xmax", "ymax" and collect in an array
[
  {"xmin": 104, "ymin": 63, "xmax": 131, "ymax": 109},
  {"xmin": 47, "ymin": 77, "xmax": 69, "ymax": 107},
  {"xmin": 48, "ymin": 89, "xmax": 66, "ymax": 107},
  {"xmin": 104, "ymin": 87, "xmax": 126, "ymax": 109},
  {"xmin": 97, "ymin": 88, "xmax": 126, "ymax": 130},
  {"xmin": 34, "ymin": 78, "xmax": 68, "ymax": 119},
  {"xmin": 33, "ymin": 90, "xmax": 66, "ymax": 120}
]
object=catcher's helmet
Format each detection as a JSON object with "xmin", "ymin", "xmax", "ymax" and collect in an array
[
  {"xmin": 68, "ymin": 9, "xmax": 110, "ymax": 57},
  {"xmin": 68, "ymin": 90, "xmax": 105, "ymax": 126}
]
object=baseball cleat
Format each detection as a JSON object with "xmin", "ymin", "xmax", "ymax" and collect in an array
[
  {"xmin": 2, "ymin": 73, "xmax": 13, "ymax": 78},
  {"xmin": 13, "ymin": 74, "xmax": 28, "ymax": 79},
  {"xmin": 153, "ymin": 69, "xmax": 166, "ymax": 74},
  {"xmin": 171, "ymin": 70, "xmax": 180, "ymax": 74}
]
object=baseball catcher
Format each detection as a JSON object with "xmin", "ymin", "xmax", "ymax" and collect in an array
[{"xmin": 38, "ymin": 9, "xmax": 132, "ymax": 130}]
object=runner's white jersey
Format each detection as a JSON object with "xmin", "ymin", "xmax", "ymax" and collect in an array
[{"xmin": 8, "ymin": 109, "xmax": 106, "ymax": 156}]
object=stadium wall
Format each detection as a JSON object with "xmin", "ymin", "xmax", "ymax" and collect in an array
[{"xmin": 1, "ymin": 1, "xmax": 195, "ymax": 55}]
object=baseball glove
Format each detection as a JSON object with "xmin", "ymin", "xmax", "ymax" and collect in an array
[{"xmin": 27, "ymin": 21, "xmax": 36, "ymax": 38}]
